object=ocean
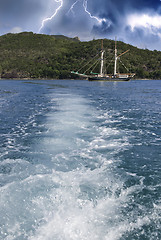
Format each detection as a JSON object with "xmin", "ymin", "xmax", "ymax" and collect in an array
[{"xmin": 0, "ymin": 79, "xmax": 161, "ymax": 240}]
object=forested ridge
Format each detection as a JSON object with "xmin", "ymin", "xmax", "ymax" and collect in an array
[{"xmin": 0, "ymin": 32, "xmax": 161, "ymax": 79}]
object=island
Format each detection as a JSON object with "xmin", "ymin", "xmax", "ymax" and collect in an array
[{"xmin": 0, "ymin": 32, "xmax": 161, "ymax": 80}]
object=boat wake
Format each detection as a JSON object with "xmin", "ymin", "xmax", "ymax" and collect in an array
[{"xmin": 0, "ymin": 83, "xmax": 161, "ymax": 240}]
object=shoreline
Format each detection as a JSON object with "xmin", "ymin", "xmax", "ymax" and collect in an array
[{"xmin": 0, "ymin": 78, "xmax": 161, "ymax": 81}]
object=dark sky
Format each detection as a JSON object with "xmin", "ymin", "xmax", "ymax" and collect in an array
[{"xmin": 0, "ymin": 0, "xmax": 161, "ymax": 49}]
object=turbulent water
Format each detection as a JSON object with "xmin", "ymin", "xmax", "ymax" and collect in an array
[{"xmin": 0, "ymin": 79, "xmax": 161, "ymax": 240}]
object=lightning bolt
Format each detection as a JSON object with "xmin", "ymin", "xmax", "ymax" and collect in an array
[
  {"xmin": 67, "ymin": 0, "xmax": 80, "ymax": 16},
  {"xmin": 39, "ymin": 0, "xmax": 107, "ymax": 33},
  {"xmin": 39, "ymin": 0, "xmax": 63, "ymax": 33},
  {"xmin": 83, "ymin": 0, "xmax": 106, "ymax": 24}
]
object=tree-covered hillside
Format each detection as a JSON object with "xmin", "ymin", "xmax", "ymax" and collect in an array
[{"xmin": 0, "ymin": 32, "xmax": 161, "ymax": 79}]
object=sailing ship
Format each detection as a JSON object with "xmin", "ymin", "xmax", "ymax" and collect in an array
[{"xmin": 71, "ymin": 39, "xmax": 135, "ymax": 81}]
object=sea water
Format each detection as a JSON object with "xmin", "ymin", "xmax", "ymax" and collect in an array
[{"xmin": 0, "ymin": 79, "xmax": 161, "ymax": 240}]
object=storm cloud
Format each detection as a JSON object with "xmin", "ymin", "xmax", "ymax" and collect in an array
[{"xmin": 1, "ymin": 0, "xmax": 161, "ymax": 49}]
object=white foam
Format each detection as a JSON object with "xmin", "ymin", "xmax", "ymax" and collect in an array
[
  {"xmin": 2, "ymin": 89, "xmax": 157, "ymax": 240},
  {"xmin": 28, "ymin": 167, "xmax": 122, "ymax": 240}
]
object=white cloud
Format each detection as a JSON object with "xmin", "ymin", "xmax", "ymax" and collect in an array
[
  {"xmin": 127, "ymin": 13, "xmax": 161, "ymax": 32},
  {"xmin": 10, "ymin": 27, "xmax": 22, "ymax": 33}
]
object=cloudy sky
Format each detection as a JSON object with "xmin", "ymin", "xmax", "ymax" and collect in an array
[{"xmin": 0, "ymin": 0, "xmax": 161, "ymax": 50}]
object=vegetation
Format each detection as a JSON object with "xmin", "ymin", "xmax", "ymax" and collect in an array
[{"xmin": 0, "ymin": 32, "xmax": 161, "ymax": 79}]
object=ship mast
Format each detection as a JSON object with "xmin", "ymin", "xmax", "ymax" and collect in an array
[
  {"xmin": 100, "ymin": 40, "xmax": 105, "ymax": 76},
  {"xmin": 114, "ymin": 37, "xmax": 130, "ymax": 76},
  {"xmin": 114, "ymin": 37, "xmax": 117, "ymax": 76}
]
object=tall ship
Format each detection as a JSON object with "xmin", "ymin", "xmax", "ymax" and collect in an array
[{"xmin": 71, "ymin": 39, "xmax": 135, "ymax": 81}]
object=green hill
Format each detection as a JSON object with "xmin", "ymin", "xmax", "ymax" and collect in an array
[{"xmin": 0, "ymin": 32, "xmax": 161, "ymax": 79}]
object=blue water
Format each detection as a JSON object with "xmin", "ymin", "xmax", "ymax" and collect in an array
[{"xmin": 0, "ymin": 79, "xmax": 161, "ymax": 240}]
